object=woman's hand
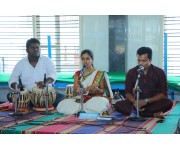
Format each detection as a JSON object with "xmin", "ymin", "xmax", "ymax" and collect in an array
[
  {"xmin": 76, "ymin": 87, "xmax": 81, "ymax": 95},
  {"xmin": 86, "ymin": 84, "xmax": 103, "ymax": 94}
]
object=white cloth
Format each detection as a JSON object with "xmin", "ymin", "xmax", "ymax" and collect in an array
[
  {"xmin": 83, "ymin": 97, "xmax": 109, "ymax": 113},
  {"xmin": 57, "ymin": 97, "xmax": 109, "ymax": 115},
  {"xmin": 8, "ymin": 55, "xmax": 56, "ymax": 92},
  {"xmin": 57, "ymin": 70, "xmax": 113, "ymax": 115},
  {"xmin": 56, "ymin": 98, "xmax": 81, "ymax": 115}
]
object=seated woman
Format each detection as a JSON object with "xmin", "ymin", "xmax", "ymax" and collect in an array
[{"xmin": 56, "ymin": 49, "xmax": 113, "ymax": 115}]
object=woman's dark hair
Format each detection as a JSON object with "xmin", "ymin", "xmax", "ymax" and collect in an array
[
  {"xmin": 137, "ymin": 47, "xmax": 152, "ymax": 60},
  {"xmin": 26, "ymin": 38, "xmax": 40, "ymax": 49},
  {"xmin": 81, "ymin": 49, "xmax": 94, "ymax": 60}
]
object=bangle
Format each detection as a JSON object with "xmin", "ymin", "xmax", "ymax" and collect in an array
[{"xmin": 144, "ymin": 98, "xmax": 150, "ymax": 103}]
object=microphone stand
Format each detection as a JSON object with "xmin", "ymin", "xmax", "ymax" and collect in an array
[
  {"xmin": 77, "ymin": 84, "xmax": 85, "ymax": 117},
  {"xmin": 77, "ymin": 66, "xmax": 86, "ymax": 117},
  {"xmin": 76, "ymin": 66, "xmax": 98, "ymax": 120},
  {"xmin": 128, "ymin": 72, "xmax": 147, "ymax": 121},
  {"xmin": 40, "ymin": 84, "xmax": 54, "ymax": 115},
  {"xmin": 77, "ymin": 84, "xmax": 98, "ymax": 120},
  {"xmin": 9, "ymin": 85, "xmax": 23, "ymax": 116}
]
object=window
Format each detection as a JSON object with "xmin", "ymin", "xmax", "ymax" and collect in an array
[
  {"xmin": 0, "ymin": 15, "xmax": 80, "ymax": 73},
  {"xmin": 0, "ymin": 16, "xmax": 33, "ymax": 72},
  {"xmin": 164, "ymin": 16, "xmax": 180, "ymax": 76}
]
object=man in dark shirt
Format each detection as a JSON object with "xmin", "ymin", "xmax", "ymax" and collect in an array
[{"xmin": 115, "ymin": 47, "xmax": 173, "ymax": 118}]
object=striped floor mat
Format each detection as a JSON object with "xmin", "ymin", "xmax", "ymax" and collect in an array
[{"xmin": 0, "ymin": 101, "xmax": 179, "ymax": 134}]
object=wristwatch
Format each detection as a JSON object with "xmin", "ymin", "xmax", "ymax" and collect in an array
[{"xmin": 144, "ymin": 98, "xmax": 150, "ymax": 103}]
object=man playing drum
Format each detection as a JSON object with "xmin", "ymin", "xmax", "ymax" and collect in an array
[{"xmin": 8, "ymin": 38, "xmax": 66, "ymax": 111}]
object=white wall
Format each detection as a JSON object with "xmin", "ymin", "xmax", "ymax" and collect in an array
[
  {"xmin": 80, "ymin": 15, "xmax": 109, "ymax": 71},
  {"xmin": 126, "ymin": 15, "xmax": 164, "ymax": 71},
  {"xmin": 80, "ymin": 15, "xmax": 164, "ymax": 72}
]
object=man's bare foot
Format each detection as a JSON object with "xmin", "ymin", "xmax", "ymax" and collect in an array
[{"xmin": 153, "ymin": 111, "xmax": 164, "ymax": 119}]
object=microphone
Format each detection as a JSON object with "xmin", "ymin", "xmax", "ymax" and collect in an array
[
  {"xmin": 137, "ymin": 65, "xmax": 144, "ymax": 73},
  {"xmin": 79, "ymin": 65, "xmax": 86, "ymax": 87},
  {"xmin": 80, "ymin": 65, "xmax": 86, "ymax": 77},
  {"xmin": 19, "ymin": 76, "xmax": 24, "ymax": 91}
]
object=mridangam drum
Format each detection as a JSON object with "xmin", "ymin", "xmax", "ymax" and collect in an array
[
  {"xmin": 11, "ymin": 88, "xmax": 31, "ymax": 112},
  {"xmin": 65, "ymin": 84, "xmax": 74, "ymax": 98},
  {"xmin": 31, "ymin": 85, "xmax": 56, "ymax": 111}
]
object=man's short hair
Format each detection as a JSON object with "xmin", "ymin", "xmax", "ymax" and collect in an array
[
  {"xmin": 26, "ymin": 38, "xmax": 40, "ymax": 49},
  {"xmin": 137, "ymin": 47, "xmax": 152, "ymax": 59}
]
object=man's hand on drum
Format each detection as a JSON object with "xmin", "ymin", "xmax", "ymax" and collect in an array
[
  {"xmin": 11, "ymin": 82, "xmax": 24, "ymax": 90},
  {"xmin": 35, "ymin": 81, "xmax": 44, "ymax": 89}
]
